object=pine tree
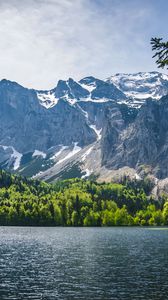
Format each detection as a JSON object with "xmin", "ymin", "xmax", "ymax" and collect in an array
[{"xmin": 151, "ymin": 37, "xmax": 168, "ymax": 69}]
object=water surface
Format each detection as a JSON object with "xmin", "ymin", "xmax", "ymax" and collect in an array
[{"xmin": 0, "ymin": 227, "xmax": 168, "ymax": 299}]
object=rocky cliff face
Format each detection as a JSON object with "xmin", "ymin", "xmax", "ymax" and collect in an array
[
  {"xmin": 0, "ymin": 72, "xmax": 168, "ymax": 183},
  {"xmin": 102, "ymin": 95, "xmax": 168, "ymax": 179}
]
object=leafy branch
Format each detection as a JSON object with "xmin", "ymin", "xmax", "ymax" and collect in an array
[{"xmin": 151, "ymin": 37, "xmax": 168, "ymax": 69}]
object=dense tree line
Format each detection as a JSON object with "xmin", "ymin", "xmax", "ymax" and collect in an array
[{"xmin": 0, "ymin": 170, "xmax": 168, "ymax": 226}]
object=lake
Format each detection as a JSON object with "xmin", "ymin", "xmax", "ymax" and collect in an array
[{"xmin": 0, "ymin": 227, "xmax": 168, "ymax": 299}]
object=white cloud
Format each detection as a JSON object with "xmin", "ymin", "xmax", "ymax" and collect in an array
[{"xmin": 0, "ymin": 0, "xmax": 166, "ymax": 89}]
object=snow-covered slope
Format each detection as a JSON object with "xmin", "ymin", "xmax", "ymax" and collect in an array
[{"xmin": 107, "ymin": 72, "xmax": 168, "ymax": 108}]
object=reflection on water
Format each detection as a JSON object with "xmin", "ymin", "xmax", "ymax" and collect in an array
[{"xmin": 0, "ymin": 227, "xmax": 168, "ymax": 299}]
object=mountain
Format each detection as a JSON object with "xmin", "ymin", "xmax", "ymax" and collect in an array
[
  {"xmin": 0, "ymin": 71, "xmax": 168, "ymax": 192},
  {"xmin": 107, "ymin": 71, "xmax": 168, "ymax": 108},
  {"xmin": 37, "ymin": 76, "xmax": 127, "ymax": 109}
]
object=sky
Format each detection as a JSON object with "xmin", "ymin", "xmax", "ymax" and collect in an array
[{"xmin": 0, "ymin": 0, "xmax": 167, "ymax": 89}]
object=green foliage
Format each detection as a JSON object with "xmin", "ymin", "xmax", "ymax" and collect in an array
[
  {"xmin": 0, "ymin": 169, "xmax": 167, "ymax": 226},
  {"xmin": 151, "ymin": 37, "xmax": 168, "ymax": 69},
  {"xmin": 163, "ymin": 202, "xmax": 168, "ymax": 225}
]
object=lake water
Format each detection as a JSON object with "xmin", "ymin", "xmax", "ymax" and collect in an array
[{"xmin": 0, "ymin": 227, "xmax": 168, "ymax": 300}]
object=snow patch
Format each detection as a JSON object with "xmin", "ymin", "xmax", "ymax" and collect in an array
[
  {"xmin": 32, "ymin": 150, "xmax": 46, "ymax": 159},
  {"xmin": 37, "ymin": 92, "xmax": 59, "ymax": 109},
  {"xmin": 32, "ymin": 171, "xmax": 44, "ymax": 179},
  {"xmin": 125, "ymin": 91, "xmax": 160, "ymax": 100},
  {"xmin": 50, "ymin": 146, "xmax": 68, "ymax": 160},
  {"xmin": 0, "ymin": 145, "xmax": 8, "ymax": 151},
  {"xmin": 89, "ymin": 125, "xmax": 102, "ymax": 141},
  {"xmin": 135, "ymin": 173, "xmax": 141, "ymax": 180},
  {"xmin": 0, "ymin": 145, "xmax": 22, "ymax": 170},
  {"xmin": 81, "ymin": 146, "xmax": 93, "ymax": 162},
  {"xmin": 56, "ymin": 143, "xmax": 82, "ymax": 165},
  {"xmin": 162, "ymin": 74, "xmax": 168, "ymax": 80},
  {"xmin": 64, "ymin": 94, "xmax": 77, "ymax": 105},
  {"xmin": 80, "ymin": 97, "xmax": 110, "ymax": 103},
  {"xmin": 80, "ymin": 83, "xmax": 96, "ymax": 93},
  {"xmin": 81, "ymin": 169, "xmax": 92, "ymax": 178},
  {"xmin": 11, "ymin": 148, "xmax": 22, "ymax": 170},
  {"xmin": 66, "ymin": 98, "xmax": 77, "ymax": 105}
]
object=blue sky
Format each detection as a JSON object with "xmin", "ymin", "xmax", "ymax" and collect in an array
[{"xmin": 0, "ymin": 0, "xmax": 167, "ymax": 89}]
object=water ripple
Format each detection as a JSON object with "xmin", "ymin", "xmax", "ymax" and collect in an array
[{"xmin": 0, "ymin": 227, "xmax": 168, "ymax": 299}]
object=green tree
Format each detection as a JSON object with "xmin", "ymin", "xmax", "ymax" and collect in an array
[
  {"xmin": 102, "ymin": 210, "xmax": 115, "ymax": 226},
  {"xmin": 114, "ymin": 206, "xmax": 129, "ymax": 226},
  {"xmin": 84, "ymin": 210, "xmax": 100, "ymax": 226},
  {"xmin": 163, "ymin": 202, "xmax": 168, "ymax": 225},
  {"xmin": 151, "ymin": 37, "xmax": 168, "ymax": 69}
]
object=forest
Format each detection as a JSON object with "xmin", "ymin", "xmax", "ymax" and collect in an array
[{"xmin": 0, "ymin": 170, "xmax": 168, "ymax": 226}]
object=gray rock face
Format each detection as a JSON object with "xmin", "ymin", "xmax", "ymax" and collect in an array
[
  {"xmin": 77, "ymin": 101, "xmax": 114, "ymax": 129},
  {"xmin": 79, "ymin": 76, "xmax": 127, "ymax": 100},
  {"xmin": 53, "ymin": 78, "xmax": 89, "ymax": 99},
  {"xmin": 102, "ymin": 95, "xmax": 168, "ymax": 179}
]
